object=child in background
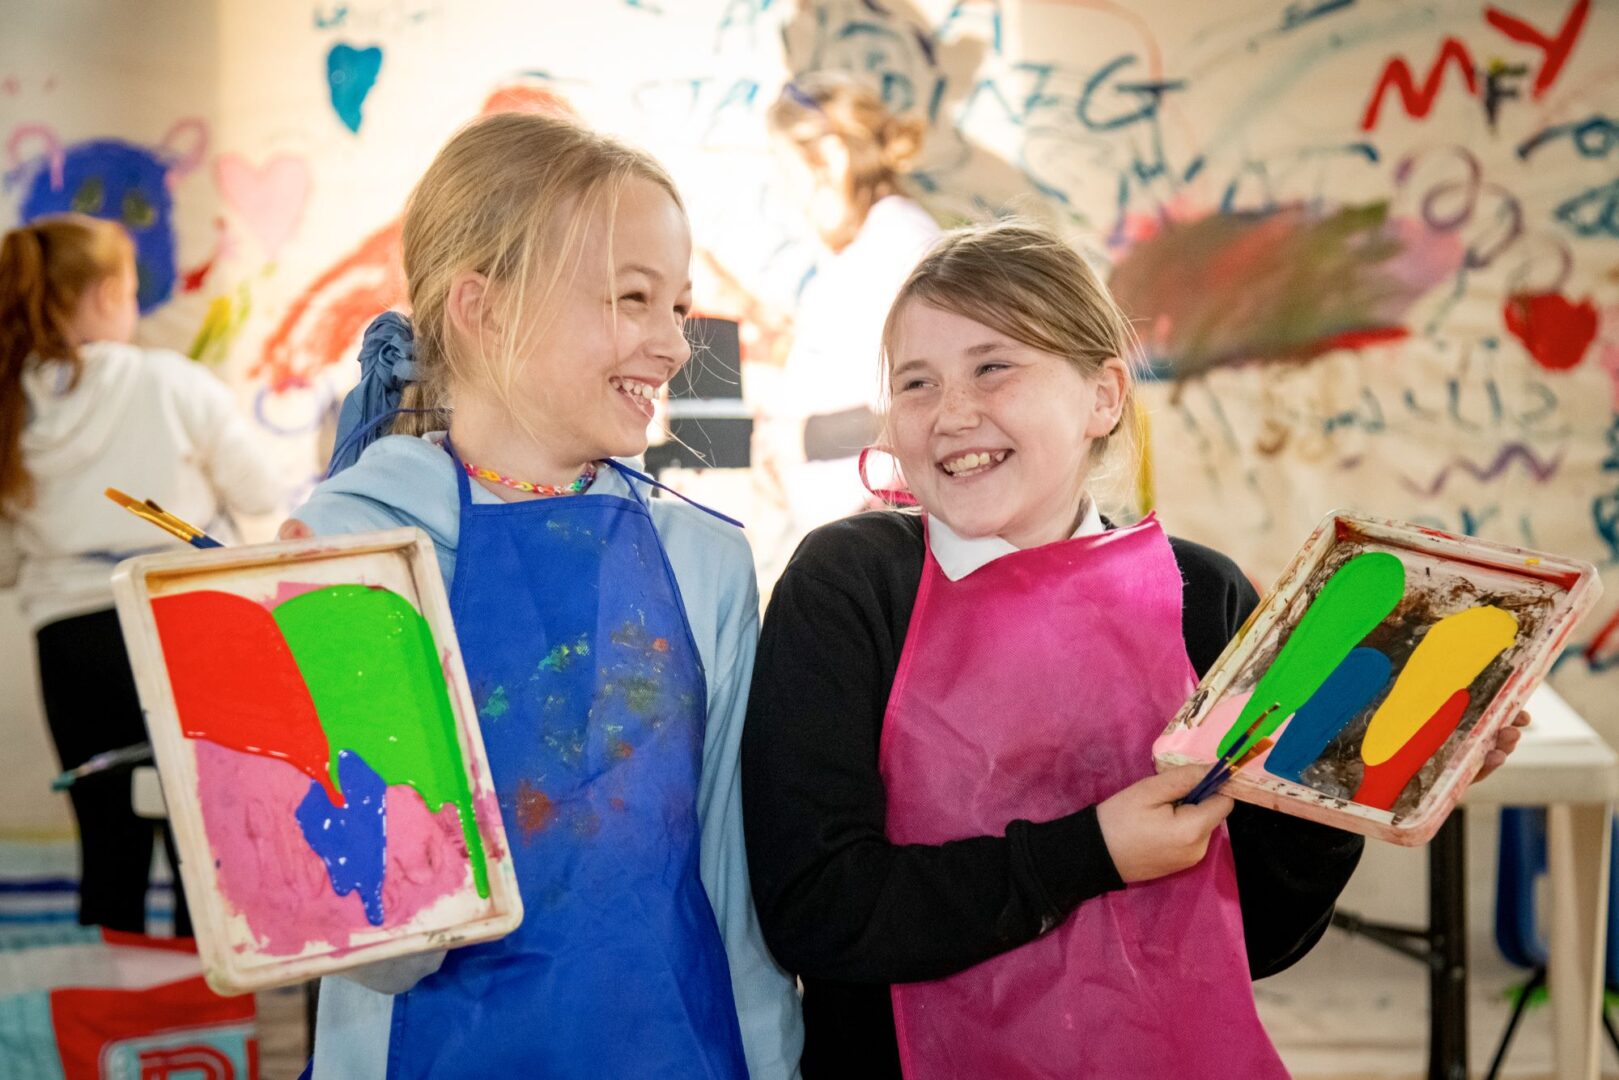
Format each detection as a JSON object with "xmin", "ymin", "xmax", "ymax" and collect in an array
[
  {"xmin": 0, "ymin": 213, "xmax": 282, "ymax": 936},
  {"xmin": 742, "ymin": 221, "xmax": 1528, "ymax": 1078},
  {"xmin": 759, "ymin": 72, "xmax": 940, "ymax": 546},
  {"xmin": 286, "ymin": 113, "xmax": 801, "ymax": 1079}
]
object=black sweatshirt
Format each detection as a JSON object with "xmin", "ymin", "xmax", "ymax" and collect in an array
[{"xmin": 741, "ymin": 511, "xmax": 1365, "ymax": 1078}]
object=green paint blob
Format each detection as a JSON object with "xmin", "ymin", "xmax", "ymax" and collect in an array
[
  {"xmin": 273, "ymin": 585, "xmax": 489, "ymax": 897},
  {"xmin": 480, "ymin": 686, "xmax": 509, "ymax": 720},
  {"xmin": 1217, "ymin": 551, "xmax": 1406, "ymax": 758}
]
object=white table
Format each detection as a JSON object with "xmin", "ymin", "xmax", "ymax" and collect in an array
[{"xmin": 1463, "ymin": 684, "xmax": 1619, "ymax": 1080}]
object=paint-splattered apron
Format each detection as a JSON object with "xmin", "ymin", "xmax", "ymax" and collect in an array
[
  {"xmin": 385, "ymin": 445, "xmax": 747, "ymax": 1079},
  {"xmin": 879, "ymin": 516, "xmax": 1287, "ymax": 1079}
]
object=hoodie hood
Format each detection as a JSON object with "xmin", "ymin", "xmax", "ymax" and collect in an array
[{"xmin": 21, "ymin": 340, "xmax": 144, "ymax": 480}]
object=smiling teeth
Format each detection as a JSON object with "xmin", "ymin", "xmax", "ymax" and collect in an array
[
  {"xmin": 612, "ymin": 378, "xmax": 656, "ymax": 400},
  {"xmin": 942, "ymin": 451, "xmax": 1007, "ymax": 475}
]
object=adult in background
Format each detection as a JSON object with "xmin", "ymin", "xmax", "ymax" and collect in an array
[{"xmin": 760, "ymin": 71, "xmax": 941, "ymax": 545}]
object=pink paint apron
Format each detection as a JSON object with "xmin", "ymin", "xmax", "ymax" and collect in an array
[{"xmin": 878, "ymin": 515, "xmax": 1288, "ymax": 1079}]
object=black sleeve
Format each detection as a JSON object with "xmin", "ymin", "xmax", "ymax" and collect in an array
[
  {"xmin": 1171, "ymin": 538, "xmax": 1367, "ymax": 980},
  {"xmin": 742, "ymin": 516, "xmax": 1124, "ymax": 985}
]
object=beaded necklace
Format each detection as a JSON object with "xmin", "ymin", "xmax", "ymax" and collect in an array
[{"xmin": 463, "ymin": 459, "xmax": 599, "ymax": 496}]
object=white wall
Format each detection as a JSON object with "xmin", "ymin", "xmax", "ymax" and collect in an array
[{"xmin": 2, "ymin": 4, "xmax": 1614, "ymax": 941}]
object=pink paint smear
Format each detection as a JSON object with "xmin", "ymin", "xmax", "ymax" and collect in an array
[
  {"xmin": 1154, "ymin": 690, "xmax": 1281, "ymax": 775},
  {"xmin": 194, "ymin": 740, "xmax": 471, "ymax": 956}
]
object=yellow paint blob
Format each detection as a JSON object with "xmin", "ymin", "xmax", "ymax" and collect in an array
[{"xmin": 1360, "ymin": 606, "xmax": 1518, "ymax": 767}]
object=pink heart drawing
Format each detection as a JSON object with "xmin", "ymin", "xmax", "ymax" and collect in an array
[{"xmin": 215, "ymin": 153, "xmax": 311, "ymax": 260}]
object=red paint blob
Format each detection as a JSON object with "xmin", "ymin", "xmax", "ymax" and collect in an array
[
  {"xmin": 1503, "ymin": 292, "xmax": 1598, "ymax": 371},
  {"xmin": 1353, "ymin": 689, "xmax": 1470, "ymax": 811},
  {"xmin": 514, "ymin": 779, "xmax": 555, "ymax": 839},
  {"xmin": 152, "ymin": 590, "xmax": 339, "ymax": 803},
  {"xmin": 1304, "ymin": 326, "xmax": 1410, "ymax": 358}
]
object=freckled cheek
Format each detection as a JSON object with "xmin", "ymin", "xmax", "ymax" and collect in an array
[{"xmin": 887, "ymin": 410, "xmax": 934, "ymax": 477}]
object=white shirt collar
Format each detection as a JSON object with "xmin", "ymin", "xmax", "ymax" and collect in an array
[{"xmin": 927, "ymin": 497, "xmax": 1105, "ymax": 581}]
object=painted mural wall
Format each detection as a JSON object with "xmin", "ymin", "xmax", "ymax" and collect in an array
[{"xmin": 4, "ymin": 0, "xmax": 1615, "ymax": 760}]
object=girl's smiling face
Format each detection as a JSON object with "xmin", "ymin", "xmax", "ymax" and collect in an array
[
  {"xmin": 452, "ymin": 176, "xmax": 694, "ymax": 479},
  {"xmin": 886, "ymin": 300, "xmax": 1128, "ymax": 549}
]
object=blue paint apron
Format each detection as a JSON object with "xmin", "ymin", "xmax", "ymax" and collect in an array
[{"xmin": 385, "ymin": 443, "xmax": 748, "ymax": 1079}]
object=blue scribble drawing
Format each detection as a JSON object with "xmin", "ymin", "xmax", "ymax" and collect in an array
[
  {"xmin": 327, "ymin": 43, "xmax": 384, "ymax": 134},
  {"xmin": 1517, "ymin": 114, "xmax": 1619, "ymax": 160},
  {"xmin": 1556, "ymin": 178, "xmax": 1619, "ymax": 238},
  {"xmin": 19, "ymin": 137, "xmax": 179, "ymax": 312}
]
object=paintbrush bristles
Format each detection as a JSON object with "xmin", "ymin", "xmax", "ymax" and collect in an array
[{"xmin": 104, "ymin": 487, "xmax": 206, "ymax": 544}]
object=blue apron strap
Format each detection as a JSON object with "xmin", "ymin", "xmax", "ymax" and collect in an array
[
  {"xmin": 601, "ymin": 459, "xmax": 745, "ymax": 529},
  {"xmin": 323, "ymin": 408, "xmax": 446, "ymax": 481},
  {"xmin": 442, "ymin": 435, "xmax": 476, "ymax": 509}
]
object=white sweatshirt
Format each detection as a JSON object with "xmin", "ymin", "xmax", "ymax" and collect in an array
[{"xmin": 2, "ymin": 341, "xmax": 283, "ymax": 627}]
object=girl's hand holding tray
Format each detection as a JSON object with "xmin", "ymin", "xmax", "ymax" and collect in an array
[
  {"xmin": 1153, "ymin": 510, "xmax": 1601, "ymax": 844},
  {"xmin": 110, "ymin": 527, "xmax": 522, "ymax": 994}
]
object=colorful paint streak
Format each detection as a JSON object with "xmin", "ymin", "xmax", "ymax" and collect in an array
[
  {"xmin": 150, "ymin": 590, "xmax": 339, "ymax": 803},
  {"xmin": 1354, "ymin": 688, "xmax": 1470, "ymax": 810},
  {"xmin": 272, "ymin": 585, "xmax": 489, "ymax": 897},
  {"xmin": 193, "ymin": 741, "xmax": 465, "ymax": 956},
  {"xmin": 252, "ymin": 84, "xmax": 575, "ymax": 389},
  {"xmin": 1360, "ymin": 606, "xmax": 1518, "ymax": 765},
  {"xmin": 1217, "ymin": 552, "xmax": 1406, "ymax": 757},
  {"xmin": 1108, "ymin": 204, "xmax": 1463, "ymax": 379},
  {"xmin": 326, "ymin": 43, "xmax": 383, "ymax": 133},
  {"xmin": 1264, "ymin": 647, "xmax": 1392, "ymax": 783},
  {"xmin": 1503, "ymin": 291, "xmax": 1598, "ymax": 371},
  {"xmin": 295, "ymin": 749, "xmax": 388, "ymax": 926},
  {"xmin": 251, "ymin": 220, "xmax": 405, "ymax": 390}
]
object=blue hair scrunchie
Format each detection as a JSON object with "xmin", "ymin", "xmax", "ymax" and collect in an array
[{"xmin": 326, "ymin": 311, "xmax": 418, "ymax": 477}]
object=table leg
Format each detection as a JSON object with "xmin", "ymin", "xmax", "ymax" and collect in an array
[
  {"xmin": 1545, "ymin": 803, "xmax": 1611, "ymax": 1080},
  {"xmin": 1429, "ymin": 811, "xmax": 1469, "ymax": 1080}
]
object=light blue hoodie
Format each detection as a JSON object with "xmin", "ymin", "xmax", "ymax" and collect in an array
[{"xmin": 295, "ymin": 433, "xmax": 802, "ymax": 1080}]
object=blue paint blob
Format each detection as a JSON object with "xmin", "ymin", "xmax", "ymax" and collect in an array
[
  {"xmin": 295, "ymin": 748, "xmax": 387, "ymax": 925},
  {"xmin": 326, "ymin": 44, "xmax": 383, "ymax": 133},
  {"xmin": 19, "ymin": 139, "xmax": 177, "ymax": 312},
  {"xmin": 1266, "ymin": 647, "xmax": 1393, "ymax": 783}
]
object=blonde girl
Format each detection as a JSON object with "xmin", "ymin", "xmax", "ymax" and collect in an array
[{"xmin": 290, "ymin": 113, "xmax": 801, "ymax": 1079}]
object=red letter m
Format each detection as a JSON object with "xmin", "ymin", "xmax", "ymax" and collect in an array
[{"xmin": 1361, "ymin": 37, "xmax": 1478, "ymax": 131}]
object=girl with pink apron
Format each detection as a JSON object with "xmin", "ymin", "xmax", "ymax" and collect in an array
[{"xmin": 742, "ymin": 221, "xmax": 1367, "ymax": 1078}]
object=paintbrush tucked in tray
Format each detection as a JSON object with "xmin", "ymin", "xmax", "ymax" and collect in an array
[{"xmin": 1178, "ymin": 705, "xmax": 1278, "ymax": 807}]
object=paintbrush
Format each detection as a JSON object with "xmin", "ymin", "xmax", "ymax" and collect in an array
[
  {"xmin": 51, "ymin": 742, "xmax": 154, "ymax": 791},
  {"xmin": 1177, "ymin": 703, "xmax": 1280, "ymax": 807},
  {"xmin": 1181, "ymin": 737, "xmax": 1275, "ymax": 807},
  {"xmin": 105, "ymin": 488, "xmax": 223, "ymax": 548}
]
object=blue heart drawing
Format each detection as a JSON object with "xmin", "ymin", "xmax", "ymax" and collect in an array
[
  {"xmin": 326, "ymin": 43, "xmax": 383, "ymax": 134},
  {"xmin": 295, "ymin": 749, "xmax": 388, "ymax": 925}
]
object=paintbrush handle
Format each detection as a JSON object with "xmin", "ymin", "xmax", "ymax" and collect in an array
[
  {"xmin": 1182, "ymin": 767, "xmax": 1232, "ymax": 807},
  {"xmin": 51, "ymin": 742, "xmax": 154, "ymax": 790}
]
